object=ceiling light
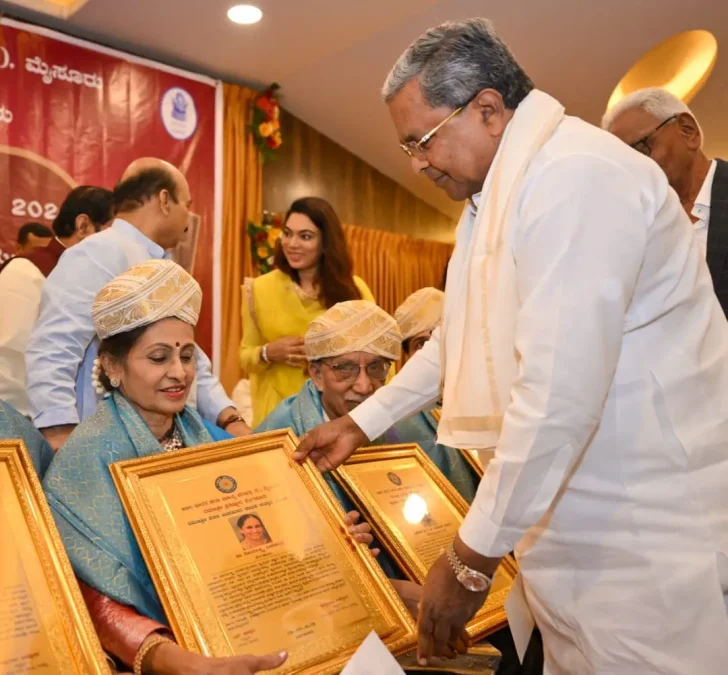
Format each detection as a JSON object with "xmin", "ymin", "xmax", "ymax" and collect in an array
[
  {"xmin": 607, "ymin": 30, "xmax": 718, "ymax": 109},
  {"xmin": 227, "ymin": 4, "xmax": 263, "ymax": 25}
]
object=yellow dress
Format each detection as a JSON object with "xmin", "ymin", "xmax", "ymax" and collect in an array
[{"xmin": 240, "ymin": 269, "xmax": 375, "ymax": 426}]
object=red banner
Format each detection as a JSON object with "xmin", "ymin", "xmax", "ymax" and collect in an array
[{"xmin": 0, "ymin": 18, "xmax": 220, "ymax": 357}]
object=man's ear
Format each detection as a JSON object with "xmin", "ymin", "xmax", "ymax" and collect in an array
[
  {"xmin": 677, "ymin": 112, "xmax": 702, "ymax": 151},
  {"xmin": 158, "ymin": 189, "xmax": 172, "ymax": 216},
  {"xmin": 309, "ymin": 362, "xmax": 324, "ymax": 392},
  {"xmin": 75, "ymin": 213, "xmax": 94, "ymax": 237}
]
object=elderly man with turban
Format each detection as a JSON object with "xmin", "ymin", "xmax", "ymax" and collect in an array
[
  {"xmin": 257, "ymin": 297, "xmax": 476, "ymax": 500},
  {"xmin": 393, "ymin": 288, "xmax": 479, "ymax": 502},
  {"xmin": 256, "ymin": 300, "xmax": 404, "ymax": 576},
  {"xmin": 257, "ymin": 300, "xmax": 403, "ymax": 444}
]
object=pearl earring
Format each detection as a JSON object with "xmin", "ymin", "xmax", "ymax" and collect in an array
[{"xmin": 110, "ymin": 377, "xmax": 120, "ymax": 388}]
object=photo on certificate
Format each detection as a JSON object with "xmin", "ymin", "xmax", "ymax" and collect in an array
[
  {"xmin": 429, "ymin": 408, "xmax": 485, "ymax": 477},
  {"xmin": 333, "ymin": 444, "xmax": 518, "ymax": 642},
  {"xmin": 111, "ymin": 429, "xmax": 416, "ymax": 674},
  {"xmin": 0, "ymin": 441, "xmax": 110, "ymax": 675}
]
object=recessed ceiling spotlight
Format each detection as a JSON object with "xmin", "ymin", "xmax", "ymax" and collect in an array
[{"xmin": 227, "ymin": 4, "xmax": 263, "ymax": 25}]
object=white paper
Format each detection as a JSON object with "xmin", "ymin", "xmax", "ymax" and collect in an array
[
  {"xmin": 340, "ymin": 631, "xmax": 405, "ymax": 675},
  {"xmin": 504, "ymin": 572, "xmax": 535, "ymax": 663}
]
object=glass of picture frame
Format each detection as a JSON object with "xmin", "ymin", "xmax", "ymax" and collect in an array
[
  {"xmin": 111, "ymin": 429, "xmax": 417, "ymax": 674},
  {"xmin": 333, "ymin": 443, "xmax": 518, "ymax": 642},
  {"xmin": 0, "ymin": 440, "xmax": 110, "ymax": 675}
]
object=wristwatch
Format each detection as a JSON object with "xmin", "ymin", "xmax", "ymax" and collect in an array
[{"xmin": 447, "ymin": 544, "xmax": 492, "ymax": 593}]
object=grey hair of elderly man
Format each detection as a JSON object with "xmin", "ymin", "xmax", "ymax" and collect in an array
[
  {"xmin": 380, "ymin": 18, "xmax": 534, "ymax": 203},
  {"xmin": 601, "ymin": 87, "xmax": 710, "ymax": 204}
]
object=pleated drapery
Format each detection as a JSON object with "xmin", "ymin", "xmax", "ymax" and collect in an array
[
  {"xmin": 219, "ymin": 83, "xmax": 262, "ymax": 394},
  {"xmin": 343, "ymin": 224, "xmax": 453, "ymax": 316}
]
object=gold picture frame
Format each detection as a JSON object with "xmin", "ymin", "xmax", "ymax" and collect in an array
[
  {"xmin": 429, "ymin": 408, "xmax": 485, "ymax": 477},
  {"xmin": 0, "ymin": 440, "xmax": 111, "ymax": 674},
  {"xmin": 333, "ymin": 443, "xmax": 517, "ymax": 642},
  {"xmin": 111, "ymin": 429, "xmax": 416, "ymax": 674}
]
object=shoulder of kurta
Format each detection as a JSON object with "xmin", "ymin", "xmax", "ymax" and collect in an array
[
  {"xmin": 0, "ymin": 257, "xmax": 45, "ymax": 286},
  {"xmin": 250, "ymin": 270, "xmax": 292, "ymax": 297}
]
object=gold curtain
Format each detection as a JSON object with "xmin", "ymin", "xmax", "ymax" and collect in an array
[
  {"xmin": 343, "ymin": 224, "xmax": 453, "ymax": 316},
  {"xmin": 220, "ymin": 83, "xmax": 262, "ymax": 394}
]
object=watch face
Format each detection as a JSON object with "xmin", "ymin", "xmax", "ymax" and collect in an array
[{"xmin": 459, "ymin": 570, "xmax": 490, "ymax": 593}]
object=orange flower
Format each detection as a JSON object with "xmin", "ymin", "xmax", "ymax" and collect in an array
[
  {"xmin": 259, "ymin": 122, "xmax": 274, "ymax": 138},
  {"xmin": 268, "ymin": 228, "xmax": 281, "ymax": 247},
  {"xmin": 256, "ymin": 246, "xmax": 268, "ymax": 258},
  {"xmin": 272, "ymin": 131, "xmax": 282, "ymax": 147},
  {"xmin": 271, "ymin": 118, "xmax": 280, "ymax": 131}
]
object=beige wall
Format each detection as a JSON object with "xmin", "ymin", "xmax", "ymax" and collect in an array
[{"xmin": 262, "ymin": 109, "xmax": 456, "ymax": 243}]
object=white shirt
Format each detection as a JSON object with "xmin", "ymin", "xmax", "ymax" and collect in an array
[
  {"xmin": 691, "ymin": 159, "xmax": 717, "ymax": 258},
  {"xmin": 352, "ymin": 117, "xmax": 728, "ymax": 671},
  {"xmin": 25, "ymin": 219, "xmax": 234, "ymax": 428},
  {"xmin": 0, "ymin": 259, "xmax": 46, "ymax": 415}
]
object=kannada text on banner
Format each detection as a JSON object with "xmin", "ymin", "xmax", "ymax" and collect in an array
[{"xmin": 0, "ymin": 19, "xmax": 218, "ymax": 353}]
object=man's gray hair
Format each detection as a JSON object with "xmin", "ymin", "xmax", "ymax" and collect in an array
[
  {"xmin": 382, "ymin": 18, "xmax": 533, "ymax": 110},
  {"xmin": 601, "ymin": 87, "xmax": 702, "ymax": 144}
]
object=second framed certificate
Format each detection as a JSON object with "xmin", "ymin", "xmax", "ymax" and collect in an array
[
  {"xmin": 111, "ymin": 429, "xmax": 415, "ymax": 674},
  {"xmin": 333, "ymin": 444, "xmax": 518, "ymax": 642}
]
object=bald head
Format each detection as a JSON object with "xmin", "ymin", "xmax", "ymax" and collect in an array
[
  {"xmin": 121, "ymin": 157, "xmax": 185, "ymax": 184},
  {"xmin": 113, "ymin": 157, "xmax": 192, "ymax": 249}
]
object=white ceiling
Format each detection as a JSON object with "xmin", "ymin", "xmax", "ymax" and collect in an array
[{"xmin": 2, "ymin": 0, "xmax": 727, "ymax": 223}]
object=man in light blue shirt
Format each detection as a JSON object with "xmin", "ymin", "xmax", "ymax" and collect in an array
[{"xmin": 26, "ymin": 158, "xmax": 248, "ymax": 449}]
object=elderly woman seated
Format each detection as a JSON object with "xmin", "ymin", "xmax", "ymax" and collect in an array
[{"xmin": 42, "ymin": 261, "xmax": 374, "ymax": 675}]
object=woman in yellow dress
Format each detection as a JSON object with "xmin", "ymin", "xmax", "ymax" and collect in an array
[{"xmin": 241, "ymin": 197, "xmax": 374, "ymax": 425}]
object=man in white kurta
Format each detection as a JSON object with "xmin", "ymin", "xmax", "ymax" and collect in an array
[{"xmin": 296, "ymin": 18, "xmax": 728, "ymax": 675}]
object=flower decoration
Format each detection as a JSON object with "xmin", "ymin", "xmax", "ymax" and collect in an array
[
  {"xmin": 247, "ymin": 211, "xmax": 283, "ymax": 275},
  {"xmin": 249, "ymin": 83, "xmax": 282, "ymax": 162}
]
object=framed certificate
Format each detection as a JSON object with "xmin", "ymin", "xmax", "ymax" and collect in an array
[
  {"xmin": 111, "ymin": 429, "xmax": 416, "ymax": 674},
  {"xmin": 0, "ymin": 441, "xmax": 110, "ymax": 674},
  {"xmin": 333, "ymin": 444, "xmax": 518, "ymax": 641},
  {"xmin": 429, "ymin": 408, "xmax": 485, "ymax": 477}
]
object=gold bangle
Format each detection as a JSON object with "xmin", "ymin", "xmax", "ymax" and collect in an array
[{"xmin": 133, "ymin": 634, "xmax": 171, "ymax": 675}]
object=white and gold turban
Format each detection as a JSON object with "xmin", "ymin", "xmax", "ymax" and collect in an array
[
  {"xmin": 394, "ymin": 287, "xmax": 445, "ymax": 341},
  {"xmin": 305, "ymin": 300, "xmax": 401, "ymax": 361},
  {"xmin": 92, "ymin": 259, "xmax": 202, "ymax": 340}
]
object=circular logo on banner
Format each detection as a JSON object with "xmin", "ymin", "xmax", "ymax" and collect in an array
[
  {"xmin": 160, "ymin": 87, "xmax": 197, "ymax": 140},
  {"xmin": 215, "ymin": 475, "xmax": 238, "ymax": 494}
]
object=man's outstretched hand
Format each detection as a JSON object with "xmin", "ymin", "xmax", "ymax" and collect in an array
[{"xmin": 293, "ymin": 414, "xmax": 368, "ymax": 470}]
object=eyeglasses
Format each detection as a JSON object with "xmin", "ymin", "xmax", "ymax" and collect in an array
[
  {"xmin": 399, "ymin": 97, "xmax": 474, "ymax": 160},
  {"xmin": 322, "ymin": 359, "xmax": 391, "ymax": 383},
  {"xmin": 629, "ymin": 115, "xmax": 677, "ymax": 156}
]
